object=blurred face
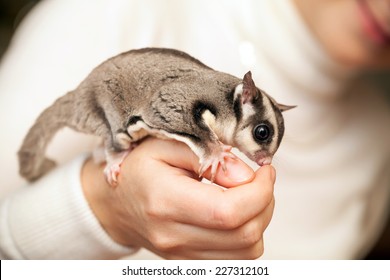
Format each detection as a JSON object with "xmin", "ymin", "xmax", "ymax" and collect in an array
[{"xmin": 294, "ymin": 0, "xmax": 390, "ymax": 68}]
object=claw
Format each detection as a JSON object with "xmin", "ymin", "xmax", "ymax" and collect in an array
[
  {"xmin": 104, "ymin": 164, "xmax": 121, "ymax": 186},
  {"xmin": 221, "ymin": 160, "xmax": 227, "ymax": 173},
  {"xmin": 103, "ymin": 150, "xmax": 129, "ymax": 187},
  {"xmin": 198, "ymin": 142, "xmax": 236, "ymax": 183}
]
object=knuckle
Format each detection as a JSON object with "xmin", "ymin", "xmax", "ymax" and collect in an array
[
  {"xmin": 144, "ymin": 195, "xmax": 169, "ymax": 220},
  {"xmin": 240, "ymin": 221, "xmax": 263, "ymax": 247},
  {"xmin": 144, "ymin": 200, "xmax": 160, "ymax": 219},
  {"xmin": 246, "ymin": 239, "xmax": 264, "ymax": 260},
  {"xmin": 149, "ymin": 232, "xmax": 178, "ymax": 252}
]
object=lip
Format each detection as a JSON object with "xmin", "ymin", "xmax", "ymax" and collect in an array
[{"xmin": 357, "ymin": 0, "xmax": 390, "ymax": 46}]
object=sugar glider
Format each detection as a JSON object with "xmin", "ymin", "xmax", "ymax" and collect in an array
[{"xmin": 18, "ymin": 48, "xmax": 295, "ymax": 185}]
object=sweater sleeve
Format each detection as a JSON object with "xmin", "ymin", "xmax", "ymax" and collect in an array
[{"xmin": 0, "ymin": 154, "xmax": 138, "ymax": 259}]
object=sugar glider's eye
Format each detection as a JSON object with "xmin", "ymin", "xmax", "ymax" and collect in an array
[{"xmin": 253, "ymin": 124, "xmax": 271, "ymax": 142}]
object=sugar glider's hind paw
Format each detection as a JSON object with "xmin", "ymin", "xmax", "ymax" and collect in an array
[
  {"xmin": 198, "ymin": 143, "xmax": 237, "ymax": 183},
  {"xmin": 102, "ymin": 135, "xmax": 140, "ymax": 186},
  {"xmin": 103, "ymin": 150, "xmax": 130, "ymax": 187}
]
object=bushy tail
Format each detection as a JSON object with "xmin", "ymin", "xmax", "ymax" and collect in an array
[{"xmin": 18, "ymin": 93, "xmax": 76, "ymax": 182}]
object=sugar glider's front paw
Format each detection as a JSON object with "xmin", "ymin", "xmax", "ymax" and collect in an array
[{"xmin": 198, "ymin": 143, "xmax": 237, "ymax": 183}]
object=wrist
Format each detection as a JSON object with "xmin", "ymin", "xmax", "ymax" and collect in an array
[{"xmin": 81, "ymin": 157, "xmax": 138, "ymax": 248}]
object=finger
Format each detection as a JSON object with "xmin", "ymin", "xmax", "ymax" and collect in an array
[
  {"xmin": 160, "ymin": 208, "xmax": 273, "ymax": 251},
  {"xmin": 136, "ymin": 209, "xmax": 267, "ymax": 260},
  {"xmin": 192, "ymin": 239, "xmax": 264, "ymax": 260},
  {"xmin": 261, "ymin": 195, "xmax": 275, "ymax": 232},
  {"xmin": 205, "ymin": 156, "xmax": 255, "ymax": 188},
  {"xmin": 163, "ymin": 238, "xmax": 264, "ymax": 260},
  {"xmin": 157, "ymin": 164, "xmax": 275, "ymax": 230},
  {"xmin": 145, "ymin": 138, "xmax": 255, "ymax": 187},
  {"xmin": 218, "ymin": 165, "xmax": 276, "ymax": 227}
]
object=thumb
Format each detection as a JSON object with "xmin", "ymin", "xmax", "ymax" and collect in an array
[
  {"xmin": 202, "ymin": 157, "xmax": 255, "ymax": 188},
  {"xmin": 144, "ymin": 138, "xmax": 255, "ymax": 187}
]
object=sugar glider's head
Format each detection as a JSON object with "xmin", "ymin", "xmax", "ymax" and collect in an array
[{"xmin": 233, "ymin": 71, "xmax": 295, "ymax": 166}]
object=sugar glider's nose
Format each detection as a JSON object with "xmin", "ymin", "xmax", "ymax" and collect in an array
[{"xmin": 257, "ymin": 156, "xmax": 272, "ymax": 166}]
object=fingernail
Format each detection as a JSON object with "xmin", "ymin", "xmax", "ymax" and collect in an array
[{"xmin": 225, "ymin": 159, "xmax": 254, "ymax": 183}]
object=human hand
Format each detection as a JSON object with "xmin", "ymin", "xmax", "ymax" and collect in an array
[{"xmin": 82, "ymin": 137, "xmax": 275, "ymax": 259}]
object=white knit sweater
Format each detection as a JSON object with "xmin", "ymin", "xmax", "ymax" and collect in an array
[{"xmin": 0, "ymin": 0, "xmax": 389, "ymax": 259}]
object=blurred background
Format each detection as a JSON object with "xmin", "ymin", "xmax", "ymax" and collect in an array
[
  {"xmin": 0, "ymin": 0, "xmax": 38, "ymax": 55},
  {"xmin": 0, "ymin": 0, "xmax": 388, "ymax": 260}
]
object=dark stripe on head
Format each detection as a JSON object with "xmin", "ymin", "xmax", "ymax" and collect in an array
[
  {"xmin": 253, "ymin": 89, "xmax": 264, "ymax": 110},
  {"xmin": 225, "ymin": 87, "xmax": 234, "ymax": 106},
  {"xmin": 233, "ymin": 99, "xmax": 242, "ymax": 122},
  {"xmin": 225, "ymin": 86, "xmax": 242, "ymax": 122},
  {"xmin": 267, "ymin": 98, "xmax": 285, "ymax": 149}
]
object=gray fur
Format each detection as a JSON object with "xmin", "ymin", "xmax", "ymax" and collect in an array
[{"xmin": 18, "ymin": 48, "xmax": 293, "ymax": 182}]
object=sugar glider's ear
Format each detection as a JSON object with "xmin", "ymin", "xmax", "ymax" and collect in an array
[
  {"xmin": 263, "ymin": 89, "xmax": 297, "ymax": 112},
  {"xmin": 242, "ymin": 71, "xmax": 258, "ymax": 104},
  {"xmin": 277, "ymin": 103, "xmax": 296, "ymax": 112}
]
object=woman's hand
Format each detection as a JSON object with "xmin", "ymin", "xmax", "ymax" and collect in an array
[{"xmin": 82, "ymin": 137, "xmax": 275, "ymax": 259}]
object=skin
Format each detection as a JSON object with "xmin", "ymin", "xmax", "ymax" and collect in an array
[
  {"xmin": 294, "ymin": 0, "xmax": 390, "ymax": 68},
  {"xmin": 82, "ymin": 138, "xmax": 275, "ymax": 259}
]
